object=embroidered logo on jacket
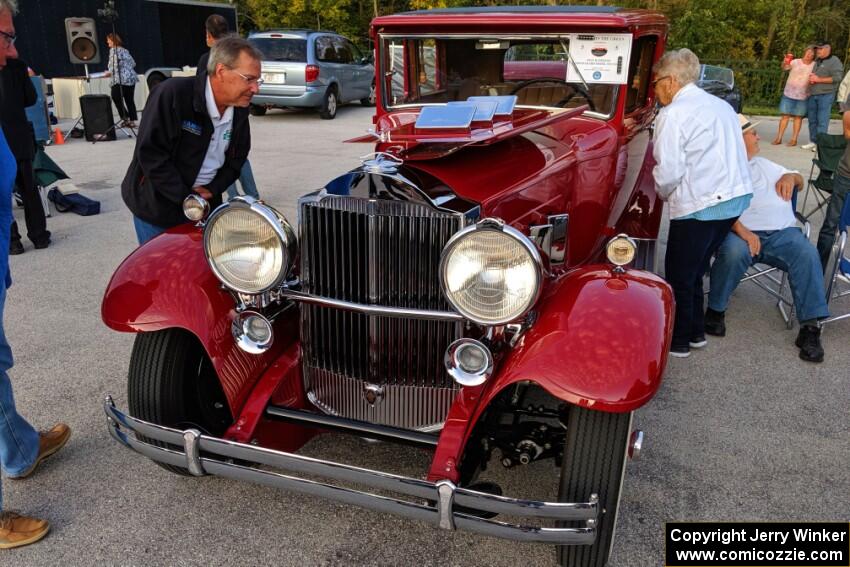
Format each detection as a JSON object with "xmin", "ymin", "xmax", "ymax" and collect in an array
[{"xmin": 181, "ymin": 120, "xmax": 202, "ymax": 135}]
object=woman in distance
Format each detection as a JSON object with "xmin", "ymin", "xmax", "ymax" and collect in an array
[{"xmin": 772, "ymin": 45, "xmax": 816, "ymax": 147}]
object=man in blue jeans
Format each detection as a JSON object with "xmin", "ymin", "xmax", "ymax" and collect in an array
[
  {"xmin": 225, "ymin": 159, "xmax": 260, "ymax": 200},
  {"xmin": 707, "ymin": 115, "xmax": 829, "ymax": 362},
  {"xmin": 801, "ymin": 42, "xmax": 843, "ymax": 151},
  {"xmin": 0, "ymin": 0, "xmax": 71, "ymax": 549}
]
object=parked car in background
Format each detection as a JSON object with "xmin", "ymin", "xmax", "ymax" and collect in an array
[
  {"xmin": 248, "ymin": 29, "xmax": 375, "ymax": 119},
  {"xmin": 102, "ymin": 7, "xmax": 674, "ymax": 567},
  {"xmin": 697, "ymin": 64, "xmax": 742, "ymax": 112}
]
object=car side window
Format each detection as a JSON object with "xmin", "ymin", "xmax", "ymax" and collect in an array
[
  {"xmin": 333, "ymin": 37, "xmax": 354, "ymax": 64},
  {"xmin": 625, "ymin": 35, "xmax": 657, "ymax": 113},
  {"xmin": 345, "ymin": 39, "xmax": 363, "ymax": 63},
  {"xmin": 316, "ymin": 36, "xmax": 337, "ymax": 63}
]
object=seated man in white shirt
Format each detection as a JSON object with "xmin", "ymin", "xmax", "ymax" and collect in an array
[{"xmin": 706, "ymin": 114, "xmax": 829, "ymax": 363}]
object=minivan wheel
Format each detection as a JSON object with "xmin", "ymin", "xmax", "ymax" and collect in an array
[
  {"xmin": 249, "ymin": 104, "xmax": 267, "ymax": 116},
  {"xmin": 319, "ymin": 87, "xmax": 338, "ymax": 119},
  {"xmin": 127, "ymin": 329, "xmax": 233, "ymax": 476},
  {"xmin": 360, "ymin": 81, "xmax": 376, "ymax": 106}
]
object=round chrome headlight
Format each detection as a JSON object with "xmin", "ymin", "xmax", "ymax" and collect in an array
[
  {"xmin": 440, "ymin": 220, "xmax": 542, "ymax": 325},
  {"xmin": 606, "ymin": 234, "xmax": 637, "ymax": 267},
  {"xmin": 183, "ymin": 194, "xmax": 209, "ymax": 222},
  {"xmin": 232, "ymin": 311, "xmax": 274, "ymax": 354},
  {"xmin": 203, "ymin": 199, "xmax": 297, "ymax": 294}
]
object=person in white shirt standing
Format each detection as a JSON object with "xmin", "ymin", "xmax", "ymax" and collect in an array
[
  {"xmin": 706, "ymin": 115, "xmax": 829, "ymax": 363},
  {"xmin": 652, "ymin": 48, "xmax": 754, "ymax": 358}
]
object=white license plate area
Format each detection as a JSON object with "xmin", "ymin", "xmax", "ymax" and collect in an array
[{"xmin": 262, "ymin": 72, "xmax": 286, "ymax": 84}]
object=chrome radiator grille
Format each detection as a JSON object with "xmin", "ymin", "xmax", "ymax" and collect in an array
[{"xmin": 299, "ymin": 196, "xmax": 463, "ymax": 430}]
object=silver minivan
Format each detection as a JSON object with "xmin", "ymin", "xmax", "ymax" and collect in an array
[{"xmin": 248, "ymin": 29, "xmax": 375, "ymax": 119}]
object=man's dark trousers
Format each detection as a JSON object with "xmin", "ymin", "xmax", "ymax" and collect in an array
[
  {"xmin": 665, "ymin": 217, "xmax": 738, "ymax": 349},
  {"xmin": 9, "ymin": 158, "xmax": 47, "ymax": 246},
  {"xmin": 816, "ymin": 172, "xmax": 850, "ymax": 270}
]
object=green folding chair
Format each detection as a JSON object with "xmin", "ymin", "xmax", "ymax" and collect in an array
[{"xmin": 801, "ymin": 133, "xmax": 847, "ymax": 220}]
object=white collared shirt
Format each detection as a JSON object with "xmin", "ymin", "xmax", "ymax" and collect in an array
[
  {"xmin": 193, "ymin": 78, "xmax": 234, "ymax": 187},
  {"xmin": 738, "ymin": 157, "xmax": 797, "ymax": 231},
  {"xmin": 652, "ymin": 83, "xmax": 753, "ymax": 219}
]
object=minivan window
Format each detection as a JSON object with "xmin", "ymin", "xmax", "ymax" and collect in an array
[
  {"xmin": 333, "ymin": 37, "xmax": 354, "ymax": 64},
  {"xmin": 250, "ymin": 38, "xmax": 307, "ymax": 62},
  {"xmin": 316, "ymin": 36, "xmax": 337, "ymax": 63},
  {"xmin": 346, "ymin": 40, "xmax": 364, "ymax": 62}
]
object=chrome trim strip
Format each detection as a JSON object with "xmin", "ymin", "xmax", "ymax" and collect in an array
[
  {"xmin": 282, "ymin": 288, "xmax": 464, "ymax": 322},
  {"xmin": 265, "ymin": 404, "xmax": 439, "ymax": 447},
  {"xmin": 104, "ymin": 398, "xmax": 599, "ymax": 544}
]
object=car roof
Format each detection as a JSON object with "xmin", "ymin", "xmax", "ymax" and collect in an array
[
  {"xmin": 249, "ymin": 29, "xmax": 340, "ymax": 39},
  {"xmin": 398, "ymin": 6, "xmax": 623, "ymax": 14},
  {"xmin": 372, "ymin": 6, "xmax": 666, "ymax": 28}
]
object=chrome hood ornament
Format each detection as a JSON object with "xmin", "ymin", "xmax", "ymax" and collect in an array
[{"xmin": 360, "ymin": 152, "xmax": 403, "ymax": 175}]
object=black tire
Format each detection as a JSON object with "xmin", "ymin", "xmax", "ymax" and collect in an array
[
  {"xmin": 128, "ymin": 329, "xmax": 233, "ymax": 476},
  {"xmin": 319, "ymin": 86, "xmax": 338, "ymax": 119},
  {"xmin": 557, "ymin": 407, "xmax": 632, "ymax": 567},
  {"xmin": 249, "ymin": 104, "xmax": 267, "ymax": 116},
  {"xmin": 360, "ymin": 81, "xmax": 376, "ymax": 106}
]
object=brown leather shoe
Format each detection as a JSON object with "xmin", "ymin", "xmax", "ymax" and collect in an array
[
  {"xmin": 0, "ymin": 511, "xmax": 49, "ymax": 549},
  {"xmin": 8, "ymin": 423, "xmax": 71, "ymax": 480}
]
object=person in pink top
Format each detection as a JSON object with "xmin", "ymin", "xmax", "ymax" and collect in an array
[{"xmin": 772, "ymin": 46, "xmax": 816, "ymax": 146}]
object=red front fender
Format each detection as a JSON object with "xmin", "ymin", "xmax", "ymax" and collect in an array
[
  {"xmin": 429, "ymin": 265, "xmax": 673, "ymax": 481},
  {"xmin": 101, "ymin": 225, "xmax": 297, "ymax": 413},
  {"xmin": 496, "ymin": 265, "xmax": 674, "ymax": 411}
]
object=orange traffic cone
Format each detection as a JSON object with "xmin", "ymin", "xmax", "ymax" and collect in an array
[{"xmin": 52, "ymin": 128, "xmax": 65, "ymax": 145}]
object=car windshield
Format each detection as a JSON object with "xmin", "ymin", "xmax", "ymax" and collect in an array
[
  {"xmin": 380, "ymin": 36, "xmax": 618, "ymax": 117},
  {"xmin": 699, "ymin": 64, "xmax": 734, "ymax": 89},
  {"xmin": 251, "ymin": 38, "xmax": 307, "ymax": 62}
]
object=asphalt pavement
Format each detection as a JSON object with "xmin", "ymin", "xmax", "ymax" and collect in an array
[{"xmin": 2, "ymin": 106, "xmax": 848, "ymax": 566}]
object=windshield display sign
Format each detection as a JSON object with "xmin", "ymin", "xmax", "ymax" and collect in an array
[{"xmin": 566, "ymin": 33, "xmax": 633, "ymax": 84}]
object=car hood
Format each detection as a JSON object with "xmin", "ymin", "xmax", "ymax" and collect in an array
[{"xmin": 347, "ymin": 105, "xmax": 586, "ymax": 161}]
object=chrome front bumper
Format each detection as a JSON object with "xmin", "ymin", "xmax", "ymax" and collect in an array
[{"xmin": 104, "ymin": 396, "xmax": 598, "ymax": 545}]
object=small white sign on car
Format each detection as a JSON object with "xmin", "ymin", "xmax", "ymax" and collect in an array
[
  {"xmin": 262, "ymin": 72, "xmax": 286, "ymax": 84},
  {"xmin": 566, "ymin": 33, "xmax": 632, "ymax": 85}
]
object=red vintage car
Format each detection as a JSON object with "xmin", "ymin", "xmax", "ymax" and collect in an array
[{"xmin": 102, "ymin": 6, "xmax": 673, "ymax": 566}]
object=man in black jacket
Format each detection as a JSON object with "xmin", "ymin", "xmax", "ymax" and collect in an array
[
  {"xmin": 0, "ymin": 57, "xmax": 49, "ymax": 253},
  {"xmin": 121, "ymin": 35, "xmax": 262, "ymax": 244}
]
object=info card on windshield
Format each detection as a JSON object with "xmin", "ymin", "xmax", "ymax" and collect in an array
[{"xmin": 566, "ymin": 33, "xmax": 632, "ymax": 84}]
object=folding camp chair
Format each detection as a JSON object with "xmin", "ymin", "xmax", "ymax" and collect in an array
[
  {"xmin": 820, "ymin": 194, "xmax": 850, "ymax": 326},
  {"xmin": 736, "ymin": 189, "xmax": 810, "ymax": 328},
  {"xmin": 801, "ymin": 133, "xmax": 847, "ymax": 221}
]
